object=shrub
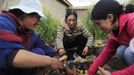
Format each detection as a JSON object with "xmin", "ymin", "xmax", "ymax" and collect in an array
[
  {"xmin": 83, "ymin": 7, "xmax": 108, "ymax": 40},
  {"xmin": 35, "ymin": 8, "xmax": 59, "ymax": 45}
]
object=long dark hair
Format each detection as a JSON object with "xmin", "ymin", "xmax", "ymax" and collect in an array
[
  {"xmin": 91, "ymin": 0, "xmax": 134, "ymax": 23},
  {"xmin": 65, "ymin": 9, "xmax": 77, "ymax": 22}
]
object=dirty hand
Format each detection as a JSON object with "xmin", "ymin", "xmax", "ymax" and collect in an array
[
  {"xmin": 98, "ymin": 67, "xmax": 111, "ymax": 75},
  {"xmin": 50, "ymin": 58, "xmax": 62, "ymax": 70},
  {"xmin": 66, "ymin": 67, "xmax": 76, "ymax": 75},
  {"xmin": 82, "ymin": 47, "xmax": 89, "ymax": 56},
  {"xmin": 58, "ymin": 48, "xmax": 66, "ymax": 55}
]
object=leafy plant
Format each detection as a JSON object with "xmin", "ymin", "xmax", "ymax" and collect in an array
[
  {"xmin": 83, "ymin": 7, "xmax": 108, "ymax": 40},
  {"xmin": 35, "ymin": 8, "xmax": 59, "ymax": 45},
  {"xmin": 130, "ymin": 0, "xmax": 134, "ymax": 5}
]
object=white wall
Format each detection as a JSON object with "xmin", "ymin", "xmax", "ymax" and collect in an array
[{"xmin": 40, "ymin": 0, "xmax": 67, "ymax": 21}]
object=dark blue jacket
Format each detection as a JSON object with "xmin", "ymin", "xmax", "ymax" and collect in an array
[{"xmin": 0, "ymin": 13, "xmax": 57, "ymax": 70}]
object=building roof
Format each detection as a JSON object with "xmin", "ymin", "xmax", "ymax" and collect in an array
[{"xmin": 57, "ymin": 0, "xmax": 72, "ymax": 7}]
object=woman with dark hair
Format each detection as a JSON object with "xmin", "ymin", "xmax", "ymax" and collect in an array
[
  {"xmin": 88, "ymin": 0, "xmax": 134, "ymax": 75},
  {"xmin": 56, "ymin": 10, "xmax": 93, "ymax": 60}
]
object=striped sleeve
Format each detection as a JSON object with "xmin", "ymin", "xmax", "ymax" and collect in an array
[
  {"xmin": 80, "ymin": 25, "xmax": 93, "ymax": 48},
  {"xmin": 55, "ymin": 25, "xmax": 64, "ymax": 49}
]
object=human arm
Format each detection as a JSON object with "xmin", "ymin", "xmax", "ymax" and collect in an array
[{"xmin": 88, "ymin": 36, "xmax": 119, "ymax": 75}]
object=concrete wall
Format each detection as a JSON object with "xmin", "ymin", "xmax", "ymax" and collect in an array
[
  {"xmin": 8, "ymin": 0, "xmax": 67, "ymax": 21},
  {"xmin": 0, "ymin": 0, "xmax": 9, "ymax": 10},
  {"xmin": 74, "ymin": 9, "xmax": 88, "ymax": 24},
  {"xmin": 7, "ymin": 0, "xmax": 88, "ymax": 23},
  {"xmin": 40, "ymin": 0, "xmax": 67, "ymax": 21}
]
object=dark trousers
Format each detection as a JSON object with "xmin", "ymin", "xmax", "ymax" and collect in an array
[
  {"xmin": 63, "ymin": 34, "xmax": 87, "ymax": 60},
  {"xmin": 0, "ymin": 68, "xmax": 37, "ymax": 75}
]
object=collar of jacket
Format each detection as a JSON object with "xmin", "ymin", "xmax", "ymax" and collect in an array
[
  {"xmin": 118, "ymin": 13, "xmax": 129, "ymax": 35},
  {"xmin": 60, "ymin": 21, "xmax": 81, "ymax": 31}
]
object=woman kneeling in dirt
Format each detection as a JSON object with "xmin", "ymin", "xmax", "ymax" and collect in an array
[
  {"xmin": 56, "ymin": 10, "xmax": 93, "ymax": 60},
  {"xmin": 88, "ymin": 0, "xmax": 134, "ymax": 75},
  {"xmin": 0, "ymin": 0, "xmax": 62, "ymax": 75}
]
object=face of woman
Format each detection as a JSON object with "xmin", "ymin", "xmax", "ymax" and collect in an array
[
  {"xmin": 22, "ymin": 14, "xmax": 40, "ymax": 31},
  {"xmin": 66, "ymin": 15, "xmax": 77, "ymax": 29},
  {"xmin": 94, "ymin": 14, "xmax": 118, "ymax": 33}
]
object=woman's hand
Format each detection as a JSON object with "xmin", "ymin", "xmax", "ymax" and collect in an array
[
  {"xmin": 82, "ymin": 47, "xmax": 89, "ymax": 56},
  {"xmin": 58, "ymin": 48, "xmax": 66, "ymax": 55},
  {"xmin": 98, "ymin": 67, "xmax": 111, "ymax": 75},
  {"xmin": 50, "ymin": 58, "xmax": 62, "ymax": 70}
]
